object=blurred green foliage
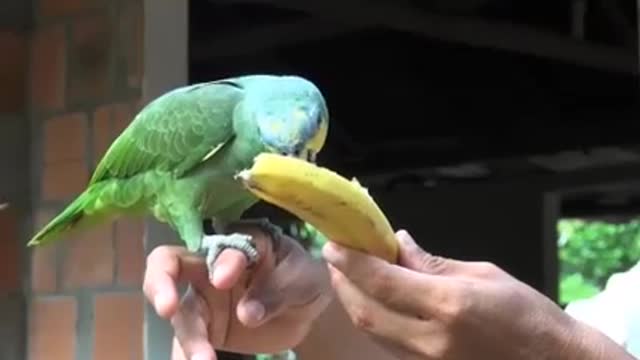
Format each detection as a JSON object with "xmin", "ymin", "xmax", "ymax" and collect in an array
[{"xmin": 558, "ymin": 218, "xmax": 640, "ymax": 304}]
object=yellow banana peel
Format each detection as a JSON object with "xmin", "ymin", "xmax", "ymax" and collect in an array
[{"xmin": 236, "ymin": 153, "xmax": 398, "ymax": 263}]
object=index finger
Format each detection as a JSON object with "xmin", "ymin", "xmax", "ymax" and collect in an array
[
  {"xmin": 143, "ymin": 245, "xmax": 209, "ymax": 319},
  {"xmin": 143, "ymin": 243, "xmax": 260, "ymax": 320},
  {"xmin": 323, "ymin": 242, "xmax": 453, "ymax": 317}
]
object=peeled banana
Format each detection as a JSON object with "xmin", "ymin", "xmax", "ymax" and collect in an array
[{"xmin": 236, "ymin": 153, "xmax": 398, "ymax": 263}]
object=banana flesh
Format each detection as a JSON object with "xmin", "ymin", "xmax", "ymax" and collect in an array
[{"xmin": 236, "ymin": 153, "xmax": 398, "ymax": 263}]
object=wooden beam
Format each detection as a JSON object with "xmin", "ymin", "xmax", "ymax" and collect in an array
[
  {"xmin": 223, "ymin": 0, "xmax": 638, "ymax": 74},
  {"xmin": 363, "ymin": 162, "xmax": 640, "ymax": 197},
  {"xmin": 191, "ymin": 18, "xmax": 365, "ymax": 62}
]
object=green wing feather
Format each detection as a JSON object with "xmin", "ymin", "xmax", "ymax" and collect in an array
[
  {"xmin": 28, "ymin": 79, "xmax": 246, "ymax": 247},
  {"xmin": 91, "ymin": 80, "xmax": 244, "ymax": 184}
]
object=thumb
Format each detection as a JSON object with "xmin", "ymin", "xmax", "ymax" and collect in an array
[{"xmin": 396, "ymin": 229, "xmax": 453, "ymax": 275}]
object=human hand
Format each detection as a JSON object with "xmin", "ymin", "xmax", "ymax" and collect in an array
[
  {"xmin": 143, "ymin": 224, "xmax": 333, "ymax": 360},
  {"xmin": 323, "ymin": 230, "xmax": 634, "ymax": 360}
]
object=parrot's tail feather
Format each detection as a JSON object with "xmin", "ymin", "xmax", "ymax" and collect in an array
[
  {"xmin": 27, "ymin": 193, "xmax": 88, "ymax": 247},
  {"xmin": 27, "ymin": 183, "xmax": 108, "ymax": 247}
]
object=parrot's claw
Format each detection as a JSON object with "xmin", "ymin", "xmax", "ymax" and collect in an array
[
  {"xmin": 201, "ymin": 233, "xmax": 259, "ymax": 279},
  {"xmin": 227, "ymin": 218, "xmax": 285, "ymax": 254}
]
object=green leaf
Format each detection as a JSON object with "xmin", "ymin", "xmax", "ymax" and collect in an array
[
  {"xmin": 559, "ymin": 273, "xmax": 601, "ymax": 304},
  {"xmin": 558, "ymin": 217, "xmax": 640, "ymax": 304}
]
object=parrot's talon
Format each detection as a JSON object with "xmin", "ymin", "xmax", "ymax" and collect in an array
[
  {"xmin": 226, "ymin": 218, "xmax": 285, "ymax": 254},
  {"xmin": 201, "ymin": 233, "xmax": 259, "ymax": 278}
]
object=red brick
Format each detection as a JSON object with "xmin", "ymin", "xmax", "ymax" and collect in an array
[
  {"xmin": 115, "ymin": 218, "xmax": 145, "ymax": 286},
  {"xmin": 28, "ymin": 296, "xmax": 76, "ymax": 360},
  {"xmin": 30, "ymin": 209, "xmax": 59, "ymax": 293},
  {"xmin": 30, "ymin": 25, "xmax": 66, "ymax": 111},
  {"xmin": 68, "ymin": 13, "xmax": 113, "ymax": 105},
  {"xmin": 94, "ymin": 292, "xmax": 143, "ymax": 360},
  {"xmin": 43, "ymin": 112, "xmax": 87, "ymax": 164},
  {"xmin": 92, "ymin": 103, "xmax": 133, "ymax": 165},
  {"xmin": 38, "ymin": 0, "xmax": 93, "ymax": 19},
  {"xmin": 61, "ymin": 224, "xmax": 114, "ymax": 288},
  {"xmin": 119, "ymin": 1, "xmax": 144, "ymax": 89},
  {"xmin": 41, "ymin": 161, "xmax": 88, "ymax": 201},
  {"xmin": 0, "ymin": 206, "xmax": 20, "ymax": 292},
  {"xmin": 31, "ymin": 245, "xmax": 58, "ymax": 293},
  {"xmin": 0, "ymin": 31, "xmax": 27, "ymax": 113}
]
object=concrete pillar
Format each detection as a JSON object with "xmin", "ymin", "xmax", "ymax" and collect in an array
[{"xmin": 142, "ymin": 0, "xmax": 188, "ymax": 358}]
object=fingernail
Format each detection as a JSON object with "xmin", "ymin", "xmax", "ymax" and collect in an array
[
  {"xmin": 244, "ymin": 300, "xmax": 265, "ymax": 322},
  {"xmin": 396, "ymin": 230, "xmax": 416, "ymax": 246}
]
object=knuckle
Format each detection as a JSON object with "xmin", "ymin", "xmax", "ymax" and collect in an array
[
  {"xmin": 367, "ymin": 267, "xmax": 392, "ymax": 297},
  {"xmin": 438, "ymin": 282, "xmax": 472, "ymax": 325},
  {"xmin": 473, "ymin": 261, "xmax": 501, "ymax": 278},
  {"xmin": 147, "ymin": 246, "xmax": 172, "ymax": 266},
  {"xmin": 349, "ymin": 303, "xmax": 375, "ymax": 331},
  {"xmin": 418, "ymin": 254, "xmax": 449, "ymax": 275}
]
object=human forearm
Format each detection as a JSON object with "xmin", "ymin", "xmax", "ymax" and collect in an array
[
  {"xmin": 560, "ymin": 319, "xmax": 636, "ymax": 360},
  {"xmin": 547, "ymin": 314, "xmax": 636, "ymax": 360}
]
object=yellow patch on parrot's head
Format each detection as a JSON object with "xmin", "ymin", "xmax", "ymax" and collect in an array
[{"xmin": 306, "ymin": 115, "xmax": 328, "ymax": 154}]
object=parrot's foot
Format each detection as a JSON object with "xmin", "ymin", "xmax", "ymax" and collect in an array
[
  {"xmin": 226, "ymin": 218, "xmax": 285, "ymax": 254},
  {"xmin": 201, "ymin": 233, "xmax": 259, "ymax": 279}
]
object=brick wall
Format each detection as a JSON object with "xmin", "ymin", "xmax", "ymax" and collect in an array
[{"xmin": 25, "ymin": 0, "xmax": 146, "ymax": 359}]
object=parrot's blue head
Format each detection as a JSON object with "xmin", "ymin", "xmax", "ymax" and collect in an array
[{"xmin": 246, "ymin": 75, "xmax": 329, "ymax": 163}]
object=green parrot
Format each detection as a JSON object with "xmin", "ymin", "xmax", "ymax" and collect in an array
[{"xmin": 28, "ymin": 74, "xmax": 329, "ymax": 281}]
